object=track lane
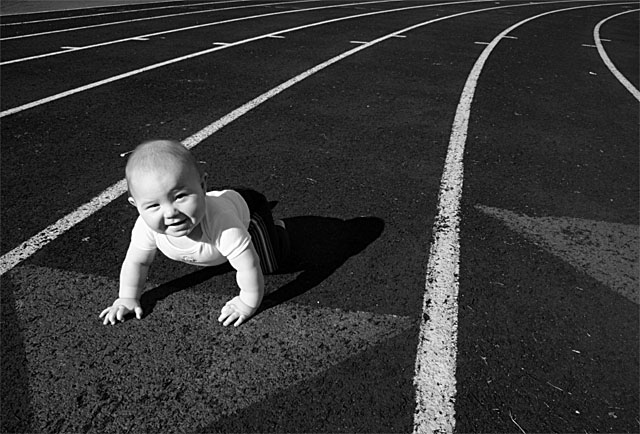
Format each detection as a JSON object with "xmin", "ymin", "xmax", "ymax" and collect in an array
[
  {"xmin": 456, "ymin": 3, "xmax": 638, "ymax": 431},
  {"xmin": 0, "ymin": 1, "xmax": 493, "ymax": 111},
  {"xmin": 413, "ymin": 3, "xmax": 633, "ymax": 431},
  {"xmin": 0, "ymin": 0, "xmax": 296, "ymax": 38},
  {"xmin": 0, "ymin": 0, "xmax": 405, "ymax": 61},
  {"xmin": 0, "ymin": 0, "xmax": 189, "ymax": 17}
]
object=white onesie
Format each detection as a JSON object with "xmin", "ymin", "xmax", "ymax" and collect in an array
[{"xmin": 129, "ymin": 190, "xmax": 251, "ymax": 266}]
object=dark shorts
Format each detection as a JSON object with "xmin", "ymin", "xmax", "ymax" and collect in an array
[{"xmin": 234, "ymin": 188, "xmax": 287, "ymax": 274}]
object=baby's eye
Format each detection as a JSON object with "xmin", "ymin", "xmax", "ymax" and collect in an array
[
  {"xmin": 175, "ymin": 193, "xmax": 188, "ymax": 200},
  {"xmin": 146, "ymin": 204, "xmax": 160, "ymax": 210}
]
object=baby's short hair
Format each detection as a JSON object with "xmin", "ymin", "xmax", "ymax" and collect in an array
[{"xmin": 125, "ymin": 139, "xmax": 202, "ymax": 186}]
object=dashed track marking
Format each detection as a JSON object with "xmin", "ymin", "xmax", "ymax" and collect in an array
[
  {"xmin": 0, "ymin": 0, "xmax": 492, "ymax": 115},
  {"xmin": 0, "ymin": 0, "xmax": 404, "ymax": 65}
]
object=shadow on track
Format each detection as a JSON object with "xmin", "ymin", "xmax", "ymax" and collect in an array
[
  {"xmin": 139, "ymin": 215, "xmax": 384, "ymax": 316},
  {"xmin": 1, "ymin": 278, "xmax": 34, "ymax": 433}
]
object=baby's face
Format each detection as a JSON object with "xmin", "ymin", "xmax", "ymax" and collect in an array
[{"xmin": 128, "ymin": 163, "xmax": 206, "ymax": 239}]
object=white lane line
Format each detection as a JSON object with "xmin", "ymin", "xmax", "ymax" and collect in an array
[
  {"xmin": 0, "ymin": 0, "xmax": 494, "ymax": 117},
  {"xmin": 0, "ymin": 0, "xmax": 539, "ymax": 278},
  {"xmin": 0, "ymin": 0, "xmax": 405, "ymax": 65},
  {"xmin": 350, "ymin": 40, "xmax": 368, "ymax": 44},
  {"xmin": 593, "ymin": 9, "xmax": 640, "ymax": 101},
  {"xmin": 0, "ymin": 0, "xmax": 324, "ymax": 41},
  {"xmin": 0, "ymin": 0, "xmax": 249, "ymax": 24},
  {"xmin": 412, "ymin": 2, "xmax": 631, "ymax": 433},
  {"xmin": 0, "ymin": 0, "xmax": 201, "ymax": 17}
]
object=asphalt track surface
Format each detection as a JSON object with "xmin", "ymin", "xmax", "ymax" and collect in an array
[{"xmin": 0, "ymin": 1, "xmax": 638, "ymax": 433}]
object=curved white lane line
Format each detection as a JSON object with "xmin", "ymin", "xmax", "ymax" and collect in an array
[
  {"xmin": 412, "ymin": 2, "xmax": 631, "ymax": 433},
  {"xmin": 593, "ymin": 9, "xmax": 640, "ymax": 101},
  {"xmin": 0, "ymin": 0, "xmax": 492, "ymax": 117},
  {"xmin": 0, "ymin": 0, "xmax": 402, "ymax": 65}
]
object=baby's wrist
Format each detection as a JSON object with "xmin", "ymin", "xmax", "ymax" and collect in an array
[
  {"xmin": 117, "ymin": 289, "xmax": 141, "ymax": 300},
  {"xmin": 238, "ymin": 292, "xmax": 260, "ymax": 311},
  {"xmin": 230, "ymin": 296, "xmax": 258, "ymax": 316}
]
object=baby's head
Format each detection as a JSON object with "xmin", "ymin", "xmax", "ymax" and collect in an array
[
  {"xmin": 125, "ymin": 139, "xmax": 203, "ymax": 187},
  {"xmin": 126, "ymin": 140, "xmax": 208, "ymax": 237}
]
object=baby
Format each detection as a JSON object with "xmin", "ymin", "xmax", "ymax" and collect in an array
[{"xmin": 100, "ymin": 140, "xmax": 289, "ymax": 327}]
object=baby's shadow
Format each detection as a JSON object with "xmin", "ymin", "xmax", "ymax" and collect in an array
[
  {"xmin": 139, "ymin": 216, "xmax": 384, "ymax": 316},
  {"xmin": 260, "ymin": 215, "xmax": 384, "ymax": 311}
]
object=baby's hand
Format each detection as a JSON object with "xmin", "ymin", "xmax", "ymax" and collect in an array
[
  {"xmin": 218, "ymin": 296, "xmax": 257, "ymax": 327},
  {"xmin": 100, "ymin": 298, "xmax": 143, "ymax": 325}
]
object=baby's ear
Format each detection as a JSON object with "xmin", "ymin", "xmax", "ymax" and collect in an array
[{"xmin": 127, "ymin": 197, "xmax": 136, "ymax": 207}]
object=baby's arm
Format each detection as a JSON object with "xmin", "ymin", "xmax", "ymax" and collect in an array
[
  {"xmin": 100, "ymin": 245, "xmax": 156, "ymax": 325},
  {"xmin": 219, "ymin": 242, "xmax": 264, "ymax": 327}
]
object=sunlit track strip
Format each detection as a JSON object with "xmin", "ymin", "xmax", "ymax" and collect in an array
[
  {"xmin": 411, "ymin": 2, "xmax": 632, "ymax": 433},
  {"xmin": 0, "ymin": 0, "xmax": 541, "ymax": 276},
  {"xmin": 593, "ymin": 9, "xmax": 640, "ymax": 101},
  {"xmin": 0, "ymin": 0, "xmax": 328, "ymax": 41},
  {"xmin": 0, "ymin": 0, "xmax": 403, "ymax": 65},
  {"xmin": 0, "ymin": 0, "xmax": 250, "ymax": 25},
  {"xmin": 0, "ymin": 0, "xmax": 494, "ymax": 117}
]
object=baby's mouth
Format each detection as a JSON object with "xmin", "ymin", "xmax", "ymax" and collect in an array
[{"xmin": 167, "ymin": 219, "xmax": 188, "ymax": 228}]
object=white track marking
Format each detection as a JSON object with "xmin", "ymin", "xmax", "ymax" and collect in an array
[
  {"xmin": 3, "ymin": 0, "xmax": 610, "ymax": 66},
  {"xmin": 593, "ymin": 9, "xmax": 640, "ymax": 101},
  {"xmin": 0, "ymin": 0, "xmax": 495, "ymax": 117},
  {"xmin": 412, "ymin": 3, "xmax": 630, "ymax": 433},
  {"xmin": 0, "ymin": 0, "xmax": 536, "ymax": 275},
  {"xmin": 0, "ymin": 1, "xmax": 250, "ymax": 24},
  {"xmin": 0, "ymin": 0, "xmax": 198, "ymax": 17},
  {"xmin": 0, "ymin": 0, "xmax": 404, "ymax": 65},
  {"xmin": 0, "ymin": 0, "xmax": 324, "ymax": 41}
]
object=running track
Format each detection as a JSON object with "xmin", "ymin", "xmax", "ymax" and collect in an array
[{"xmin": 1, "ymin": 1, "xmax": 638, "ymax": 432}]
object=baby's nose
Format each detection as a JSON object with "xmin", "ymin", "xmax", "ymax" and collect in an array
[{"xmin": 163, "ymin": 206, "xmax": 180, "ymax": 219}]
